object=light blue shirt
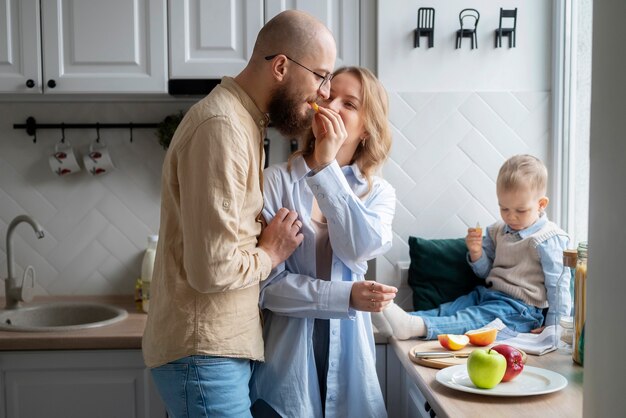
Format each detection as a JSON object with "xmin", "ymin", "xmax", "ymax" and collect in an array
[
  {"xmin": 470, "ymin": 214, "xmax": 570, "ymax": 327},
  {"xmin": 249, "ymin": 156, "xmax": 395, "ymax": 418}
]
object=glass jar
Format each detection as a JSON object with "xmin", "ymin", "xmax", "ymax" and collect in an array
[
  {"xmin": 556, "ymin": 249, "xmax": 577, "ymax": 350},
  {"xmin": 573, "ymin": 242, "xmax": 588, "ymax": 365}
]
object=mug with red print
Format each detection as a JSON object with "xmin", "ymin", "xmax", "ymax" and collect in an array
[
  {"xmin": 83, "ymin": 140, "xmax": 115, "ymax": 176},
  {"xmin": 48, "ymin": 141, "xmax": 81, "ymax": 176}
]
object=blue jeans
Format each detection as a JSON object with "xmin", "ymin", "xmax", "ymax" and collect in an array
[
  {"xmin": 412, "ymin": 286, "xmax": 544, "ymax": 339},
  {"xmin": 151, "ymin": 355, "xmax": 252, "ymax": 418}
]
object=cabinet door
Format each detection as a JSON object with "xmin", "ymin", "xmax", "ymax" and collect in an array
[
  {"xmin": 0, "ymin": 350, "xmax": 165, "ymax": 418},
  {"xmin": 376, "ymin": 343, "xmax": 387, "ymax": 404},
  {"xmin": 0, "ymin": 0, "xmax": 42, "ymax": 93},
  {"xmin": 169, "ymin": 0, "xmax": 264, "ymax": 78},
  {"xmin": 264, "ymin": 0, "xmax": 360, "ymax": 68},
  {"xmin": 41, "ymin": 0, "xmax": 168, "ymax": 93}
]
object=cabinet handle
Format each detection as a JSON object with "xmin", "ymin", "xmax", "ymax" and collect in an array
[
  {"xmin": 424, "ymin": 401, "xmax": 431, "ymax": 412},
  {"xmin": 47, "ymin": 79, "xmax": 56, "ymax": 88},
  {"xmin": 26, "ymin": 79, "xmax": 35, "ymax": 88}
]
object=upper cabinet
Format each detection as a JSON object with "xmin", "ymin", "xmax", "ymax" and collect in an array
[
  {"xmin": 168, "ymin": 0, "xmax": 360, "ymax": 79},
  {"xmin": 264, "ymin": 0, "xmax": 360, "ymax": 70},
  {"xmin": 168, "ymin": 0, "xmax": 264, "ymax": 79},
  {"xmin": 0, "ymin": 0, "xmax": 167, "ymax": 94}
]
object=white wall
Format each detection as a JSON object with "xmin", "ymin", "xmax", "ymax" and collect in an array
[
  {"xmin": 585, "ymin": 0, "xmax": 626, "ymax": 415},
  {"xmin": 375, "ymin": 0, "xmax": 554, "ymax": 308},
  {"xmin": 378, "ymin": 0, "xmax": 551, "ymax": 91}
]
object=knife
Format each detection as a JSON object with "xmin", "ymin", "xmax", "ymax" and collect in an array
[{"xmin": 412, "ymin": 351, "xmax": 471, "ymax": 359}]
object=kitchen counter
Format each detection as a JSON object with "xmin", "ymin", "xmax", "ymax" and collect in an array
[
  {"xmin": 0, "ymin": 295, "xmax": 145, "ymax": 351},
  {"xmin": 0, "ymin": 296, "xmax": 389, "ymax": 350},
  {"xmin": 389, "ymin": 338, "xmax": 584, "ymax": 418}
]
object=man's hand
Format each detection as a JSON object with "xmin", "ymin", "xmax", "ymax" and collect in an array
[
  {"xmin": 466, "ymin": 227, "xmax": 483, "ymax": 262},
  {"xmin": 350, "ymin": 281, "xmax": 398, "ymax": 312},
  {"xmin": 258, "ymin": 208, "xmax": 304, "ymax": 269}
]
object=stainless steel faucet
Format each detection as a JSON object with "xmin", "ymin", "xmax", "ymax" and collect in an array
[{"xmin": 4, "ymin": 215, "xmax": 45, "ymax": 309}]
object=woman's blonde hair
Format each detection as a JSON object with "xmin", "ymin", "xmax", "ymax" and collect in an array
[{"xmin": 289, "ymin": 66, "xmax": 392, "ymax": 194}]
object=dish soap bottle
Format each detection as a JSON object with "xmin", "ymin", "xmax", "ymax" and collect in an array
[{"xmin": 141, "ymin": 235, "xmax": 158, "ymax": 313}]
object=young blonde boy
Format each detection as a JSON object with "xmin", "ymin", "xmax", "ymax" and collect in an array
[{"xmin": 377, "ymin": 155, "xmax": 570, "ymax": 340}]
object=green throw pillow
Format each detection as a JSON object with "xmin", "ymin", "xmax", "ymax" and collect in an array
[{"xmin": 408, "ymin": 236, "xmax": 485, "ymax": 311}]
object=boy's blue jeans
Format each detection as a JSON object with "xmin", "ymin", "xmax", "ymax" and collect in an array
[
  {"xmin": 151, "ymin": 355, "xmax": 252, "ymax": 418},
  {"xmin": 412, "ymin": 286, "xmax": 544, "ymax": 339}
]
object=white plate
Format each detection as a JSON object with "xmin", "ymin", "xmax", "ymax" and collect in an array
[{"xmin": 435, "ymin": 365, "xmax": 568, "ymax": 396}]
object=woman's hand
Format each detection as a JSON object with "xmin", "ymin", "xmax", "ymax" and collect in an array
[
  {"xmin": 350, "ymin": 281, "xmax": 397, "ymax": 312},
  {"xmin": 466, "ymin": 227, "xmax": 483, "ymax": 262},
  {"xmin": 310, "ymin": 106, "xmax": 348, "ymax": 168}
]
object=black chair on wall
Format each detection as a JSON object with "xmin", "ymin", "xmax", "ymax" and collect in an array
[
  {"xmin": 495, "ymin": 8, "xmax": 518, "ymax": 48},
  {"xmin": 455, "ymin": 8, "xmax": 480, "ymax": 49},
  {"xmin": 414, "ymin": 7, "xmax": 435, "ymax": 48}
]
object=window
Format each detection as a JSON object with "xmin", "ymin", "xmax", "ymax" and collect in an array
[{"xmin": 552, "ymin": 0, "xmax": 592, "ymax": 246}]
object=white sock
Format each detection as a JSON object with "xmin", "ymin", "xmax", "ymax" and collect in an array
[
  {"xmin": 383, "ymin": 302, "xmax": 426, "ymax": 340},
  {"xmin": 371, "ymin": 312, "xmax": 393, "ymax": 338}
]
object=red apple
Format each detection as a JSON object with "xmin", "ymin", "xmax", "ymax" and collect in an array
[{"xmin": 491, "ymin": 344, "xmax": 524, "ymax": 382}]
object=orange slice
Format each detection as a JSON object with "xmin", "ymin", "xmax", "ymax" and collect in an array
[
  {"xmin": 309, "ymin": 101, "xmax": 320, "ymax": 112},
  {"xmin": 465, "ymin": 327, "xmax": 498, "ymax": 346},
  {"xmin": 437, "ymin": 334, "xmax": 470, "ymax": 351}
]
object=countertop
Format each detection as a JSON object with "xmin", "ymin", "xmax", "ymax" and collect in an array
[
  {"xmin": 391, "ymin": 338, "xmax": 583, "ymax": 418},
  {"xmin": 0, "ymin": 295, "xmax": 389, "ymax": 350},
  {"xmin": 0, "ymin": 295, "xmax": 145, "ymax": 351}
]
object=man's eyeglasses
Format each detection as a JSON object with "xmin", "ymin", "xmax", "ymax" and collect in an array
[{"xmin": 265, "ymin": 54, "xmax": 333, "ymax": 91}]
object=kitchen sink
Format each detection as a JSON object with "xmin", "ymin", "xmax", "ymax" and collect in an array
[{"xmin": 0, "ymin": 302, "xmax": 128, "ymax": 332}]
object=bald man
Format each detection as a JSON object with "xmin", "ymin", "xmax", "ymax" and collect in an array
[{"xmin": 143, "ymin": 10, "xmax": 337, "ymax": 418}]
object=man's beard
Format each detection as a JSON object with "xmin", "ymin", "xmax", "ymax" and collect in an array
[{"xmin": 267, "ymin": 83, "xmax": 314, "ymax": 138}]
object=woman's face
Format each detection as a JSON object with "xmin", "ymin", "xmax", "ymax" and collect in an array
[{"xmin": 320, "ymin": 72, "xmax": 367, "ymax": 166}]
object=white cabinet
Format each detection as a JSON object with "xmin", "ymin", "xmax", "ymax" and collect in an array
[
  {"xmin": 0, "ymin": 0, "xmax": 167, "ymax": 94},
  {"xmin": 168, "ymin": 0, "xmax": 264, "ymax": 79},
  {"xmin": 0, "ymin": 350, "xmax": 166, "ymax": 418},
  {"xmin": 0, "ymin": 0, "xmax": 41, "ymax": 92},
  {"xmin": 376, "ymin": 343, "xmax": 387, "ymax": 404},
  {"xmin": 168, "ymin": 0, "xmax": 361, "ymax": 79},
  {"xmin": 386, "ymin": 345, "xmax": 436, "ymax": 418}
]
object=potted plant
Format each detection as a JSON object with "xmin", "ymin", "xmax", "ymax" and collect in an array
[{"xmin": 156, "ymin": 111, "xmax": 185, "ymax": 149}]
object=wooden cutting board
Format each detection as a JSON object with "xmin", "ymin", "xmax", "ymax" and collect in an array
[
  {"xmin": 408, "ymin": 340, "xmax": 475, "ymax": 369},
  {"xmin": 408, "ymin": 340, "xmax": 527, "ymax": 369}
]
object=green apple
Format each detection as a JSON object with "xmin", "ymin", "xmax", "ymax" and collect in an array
[{"xmin": 466, "ymin": 348, "xmax": 507, "ymax": 389}]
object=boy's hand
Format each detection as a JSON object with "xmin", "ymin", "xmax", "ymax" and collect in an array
[{"xmin": 466, "ymin": 227, "xmax": 483, "ymax": 262}]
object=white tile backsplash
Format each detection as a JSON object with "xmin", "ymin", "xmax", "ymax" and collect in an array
[
  {"xmin": 376, "ymin": 91, "xmax": 550, "ymax": 307},
  {"xmin": 0, "ymin": 90, "xmax": 550, "ymax": 301},
  {"xmin": 0, "ymin": 101, "xmax": 193, "ymax": 296}
]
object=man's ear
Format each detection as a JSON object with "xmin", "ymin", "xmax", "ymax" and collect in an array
[
  {"xmin": 539, "ymin": 196, "xmax": 549, "ymax": 212},
  {"xmin": 269, "ymin": 55, "xmax": 288, "ymax": 82}
]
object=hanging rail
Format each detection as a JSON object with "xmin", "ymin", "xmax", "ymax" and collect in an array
[{"xmin": 13, "ymin": 116, "xmax": 160, "ymax": 143}]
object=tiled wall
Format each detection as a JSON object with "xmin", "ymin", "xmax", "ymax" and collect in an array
[
  {"xmin": 374, "ymin": 0, "xmax": 553, "ymax": 309},
  {"xmin": 378, "ymin": 91, "xmax": 550, "ymax": 309},
  {"xmin": 0, "ymin": 101, "xmax": 296, "ymax": 297},
  {"xmin": 0, "ymin": 101, "xmax": 192, "ymax": 296}
]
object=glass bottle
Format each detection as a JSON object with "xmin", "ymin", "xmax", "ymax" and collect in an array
[
  {"xmin": 141, "ymin": 235, "xmax": 158, "ymax": 313},
  {"xmin": 573, "ymin": 242, "xmax": 588, "ymax": 365},
  {"xmin": 556, "ymin": 249, "xmax": 577, "ymax": 350}
]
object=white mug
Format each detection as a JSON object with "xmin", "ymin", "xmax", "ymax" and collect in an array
[
  {"xmin": 49, "ymin": 141, "xmax": 81, "ymax": 176},
  {"xmin": 83, "ymin": 141, "xmax": 115, "ymax": 176}
]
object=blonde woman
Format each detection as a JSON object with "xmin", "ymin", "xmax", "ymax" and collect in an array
[{"xmin": 249, "ymin": 67, "xmax": 397, "ymax": 418}]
